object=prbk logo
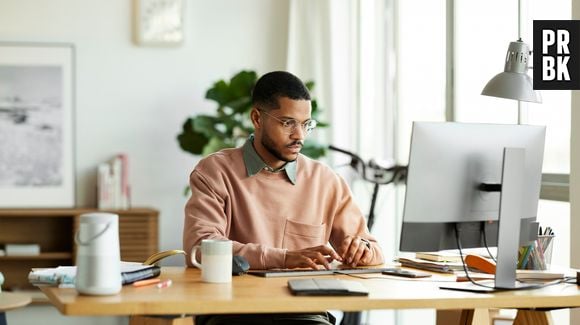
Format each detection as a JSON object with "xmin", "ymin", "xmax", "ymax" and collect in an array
[{"xmin": 534, "ymin": 20, "xmax": 580, "ymax": 90}]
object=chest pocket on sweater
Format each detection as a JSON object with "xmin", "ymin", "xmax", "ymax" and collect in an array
[{"xmin": 282, "ymin": 218, "xmax": 325, "ymax": 250}]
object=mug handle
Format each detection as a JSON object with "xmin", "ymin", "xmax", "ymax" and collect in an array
[{"xmin": 190, "ymin": 245, "xmax": 202, "ymax": 269}]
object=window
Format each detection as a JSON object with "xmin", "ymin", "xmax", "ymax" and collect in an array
[{"xmin": 391, "ymin": 1, "xmax": 571, "ymax": 324}]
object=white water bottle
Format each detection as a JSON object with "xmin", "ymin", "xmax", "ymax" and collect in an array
[{"xmin": 75, "ymin": 213, "xmax": 122, "ymax": 295}]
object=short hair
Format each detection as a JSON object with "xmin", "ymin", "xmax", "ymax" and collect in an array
[{"xmin": 251, "ymin": 71, "xmax": 311, "ymax": 111}]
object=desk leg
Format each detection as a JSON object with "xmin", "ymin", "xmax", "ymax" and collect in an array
[
  {"xmin": 0, "ymin": 312, "xmax": 6, "ymax": 325},
  {"xmin": 513, "ymin": 310, "xmax": 553, "ymax": 325},
  {"xmin": 437, "ymin": 309, "xmax": 490, "ymax": 325},
  {"xmin": 129, "ymin": 315, "xmax": 194, "ymax": 325}
]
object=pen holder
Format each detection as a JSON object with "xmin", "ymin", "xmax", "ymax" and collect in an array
[{"xmin": 517, "ymin": 235, "xmax": 555, "ymax": 270}]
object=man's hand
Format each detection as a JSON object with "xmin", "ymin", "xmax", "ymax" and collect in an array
[
  {"xmin": 339, "ymin": 236, "xmax": 373, "ymax": 267},
  {"xmin": 285, "ymin": 245, "xmax": 343, "ymax": 270}
]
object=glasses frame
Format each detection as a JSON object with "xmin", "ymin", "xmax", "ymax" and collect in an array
[{"xmin": 258, "ymin": 109, "xmax": 317, "ymax": 135}]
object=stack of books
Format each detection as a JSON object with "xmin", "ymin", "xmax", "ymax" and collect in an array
[
  {"xmin": 97, "ymin": 153, "xmax": 130, "ymax": 210},
  {"xmin": 397, "ymin": 256, "xmax": 465, "ymax": 274},
  {"xmin": 399, "ymin": 251, "xmax": 566, "ymax": 282},
  {"xmin": 414, "ymin": 251, "xmax": 462, "ymax": 263}
]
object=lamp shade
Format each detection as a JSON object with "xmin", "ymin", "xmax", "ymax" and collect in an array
[{"xmin": 481, "ymin": 40, "xmax": 541, "ymax": 103}]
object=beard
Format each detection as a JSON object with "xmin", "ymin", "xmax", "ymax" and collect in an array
[{"xmin": 261, "ymin": 133, "xmax": 303, "ymax": 163}]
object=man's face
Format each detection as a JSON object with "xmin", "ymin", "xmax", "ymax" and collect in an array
[{"xmin": 254, "ymin": 97, "xmax": 312, "ymax": 168}]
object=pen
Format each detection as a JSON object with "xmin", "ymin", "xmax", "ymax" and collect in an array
[
  {"xmin": 156, "ymin": 279, "xmax": 172, "ymax": 289},
  {"xmin": 132, "ymin": 278, "xmax": 161, "ymax": 287}
]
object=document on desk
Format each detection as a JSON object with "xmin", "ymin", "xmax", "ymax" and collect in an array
[{"xmin": 288, "ymin": 278, "xmax": 369, "ymax": 296}]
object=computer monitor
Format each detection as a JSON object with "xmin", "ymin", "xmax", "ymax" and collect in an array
[{"xmin": 400, "ymin": 122, "xmax": 546, "ymax": 289}]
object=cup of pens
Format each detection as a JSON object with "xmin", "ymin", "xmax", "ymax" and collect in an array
[{"xmin": 517, "ymin": 234, "xmax": 555, "ymax": 270}]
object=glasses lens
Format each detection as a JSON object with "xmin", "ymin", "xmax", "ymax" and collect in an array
[
  {"xmin": 283, "ymin": 120, "xmax": 299, "ymax": 133},
  {"xmin": 304, "ymin": 120, "xmax": 317, "ymax": 134}
]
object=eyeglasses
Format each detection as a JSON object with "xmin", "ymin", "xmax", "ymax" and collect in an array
[{"xmin": 259, "ymin": 110, "xmax": 317, "ymax": 135}]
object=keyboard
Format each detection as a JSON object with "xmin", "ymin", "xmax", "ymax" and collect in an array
[{"xmin": 248, "ymin": 267, "xmax": 397, "ymax": 278}]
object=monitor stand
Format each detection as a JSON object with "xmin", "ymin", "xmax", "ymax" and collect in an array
[{"xmin": 440, "ymin": 148, "xmax": 540, "ymax": 293}]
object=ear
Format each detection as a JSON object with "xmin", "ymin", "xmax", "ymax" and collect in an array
[{"xmin": 250, "ymin": 107, "xmax": 261, "ymax": 129}]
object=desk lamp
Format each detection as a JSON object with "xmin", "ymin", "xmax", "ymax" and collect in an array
[
  {"xmin": 473, "ymin": 0, "xmax": 545, "ymax": 291},
  {"xmin": 481, "ymin": 0, "xmax": 541, "ymax": 124}
]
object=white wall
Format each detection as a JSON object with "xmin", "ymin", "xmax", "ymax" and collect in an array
[{"xmin": 0, "ymin": 0, "xmax": 289, "ymax": 323}]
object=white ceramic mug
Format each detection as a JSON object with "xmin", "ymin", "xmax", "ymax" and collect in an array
[{"xmin": 190, "ymin": 239, "xmax": 232, "ymax": 283}]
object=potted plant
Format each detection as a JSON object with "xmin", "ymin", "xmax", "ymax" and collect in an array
[{"xmin": 177, "ymin": 70, "xmax": 329, "ymax": 159}]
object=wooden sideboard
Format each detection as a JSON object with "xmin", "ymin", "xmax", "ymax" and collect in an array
[{"xmin": 0, "ymin": 208, "xmax": 159, "ymax": 294}]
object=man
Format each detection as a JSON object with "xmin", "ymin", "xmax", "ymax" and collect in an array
[{"xmin": 183, "ymin": 71, "xmax": 384, "ymax": 324}]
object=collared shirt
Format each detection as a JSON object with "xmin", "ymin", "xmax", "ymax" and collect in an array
[{"xmin": 242, "ymin": 135, "xmax": 297, "ymax": 185}]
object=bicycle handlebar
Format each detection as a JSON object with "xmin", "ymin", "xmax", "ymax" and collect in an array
[{"xmin": 328, "ymin": 145, "xmax": 407, "ymax": 185}]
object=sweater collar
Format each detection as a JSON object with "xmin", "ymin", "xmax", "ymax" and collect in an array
[{"xmin": 242, "ymin": 135, "xmax": 297, "ymax": 185}]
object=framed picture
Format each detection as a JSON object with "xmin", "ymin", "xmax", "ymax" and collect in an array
[{"xmin": 0, "ymin": 43, "xmax": 75, "ymax": 208}]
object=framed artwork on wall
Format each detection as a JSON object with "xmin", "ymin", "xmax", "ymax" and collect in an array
[
  {"xmin": 0, "ymin": 43, "xmax": 75, "ymax": 208},
  {"xmin": 133, "ymin": 0, "xmax": 185, "ymax": 46}
]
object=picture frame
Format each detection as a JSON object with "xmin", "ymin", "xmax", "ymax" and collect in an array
[{"xmin": 0, "ymin": 42, "xmax": 75, "ymax": 208}]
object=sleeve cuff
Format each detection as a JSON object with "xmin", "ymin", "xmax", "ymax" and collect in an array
[{"xmin": 263, "ymin": 247, "xmax": 287, "ymax": 269}]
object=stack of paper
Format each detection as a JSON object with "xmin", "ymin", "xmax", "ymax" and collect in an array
[
  {"xmin": 415, "ymin": 251, "xmax": 462, "ymax": 263},
  {"xmin": 397, "ymin": 257, "xmax": 465, "ymax": 274}
]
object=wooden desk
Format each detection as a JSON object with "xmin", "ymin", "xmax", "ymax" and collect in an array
[{"xmin": 40, "ymin": 267, "xmax": 580, "ymax": 325}]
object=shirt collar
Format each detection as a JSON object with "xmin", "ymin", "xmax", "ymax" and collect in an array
[{"xmin": 242, "ymin": 135, "xmax": 297, "ymax": 185}]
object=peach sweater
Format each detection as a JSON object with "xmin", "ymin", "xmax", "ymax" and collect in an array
[{"xmin": 183, "ymin": 146, "xmax": 384, "ymax": 269}]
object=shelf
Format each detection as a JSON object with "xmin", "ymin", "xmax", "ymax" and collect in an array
[
  {"xmin": 0, "ymin": 252, "xmax": 72, "ymax": 260},
  {"xmin": 0, "ymin": 207, "xmax": 159, "ymax": 293}
]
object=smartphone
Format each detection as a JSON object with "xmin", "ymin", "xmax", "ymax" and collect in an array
[{"xmin": 381, "ymin": 269, "xmax": 432, "ymax": 278}]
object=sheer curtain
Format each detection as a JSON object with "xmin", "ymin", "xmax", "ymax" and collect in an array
[
  {"xmin": 286, "ymin": 1, "xmax": 399, "ymax": 324},
  {"xmin": 286, "ymin": 0, "xmax": 359, "ymax": 154}
]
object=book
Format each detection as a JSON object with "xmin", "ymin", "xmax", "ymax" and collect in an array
[
  {"xmin": 97, "ymin": 154, "xmax": 131, "ymax": 210},
  {"xmin": 515, "ymin": 269, "xmax": 565, "ymax": 281},
  {"xmin": 143, "ymin": 249, "xmax": 186, "ymax": 265},
  {"xmin": 121, "ymin": 264, "xmax": 161, "ymax": 284},
  {"xmin": 415, "ymin": 251, "xmax": 462, "ymax": 263},
  {"xmin": 397, "ymin": 257, "xmax": 465, "ymax": 274},
  {"xmin": 5, "ymin": 243, "xmax": 41, "ymax": 256}
]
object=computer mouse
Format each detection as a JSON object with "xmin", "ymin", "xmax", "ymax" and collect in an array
[{"xmin": 232, "ymin": 255, "xmax": 250, "ymax": 275}]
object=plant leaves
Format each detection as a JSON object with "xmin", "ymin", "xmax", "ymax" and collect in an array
[
  {"xmin": 193, "ymin": 115, "xmax": 223, "ymax": 138},
  {"xmin": 230, "ymin": 70, "xmax": 257, "ymax": 98},
  {"xmin": 226, "ymin": 96, "xmax": 252, "ymax": 113},
  {"xmin": 202, "ymin": 136, "xmax": 233, "ymax": 156},
  {"xmin": 177, "ymin": 118, "xmax": 210, "ymax": 155},
  {"xmin": 301, "ymin": 140, "xmax": 327, "ymax": 159},
  {"xmin": 205, "ymin": 80, "xmax": 230, "ymax": 105}
]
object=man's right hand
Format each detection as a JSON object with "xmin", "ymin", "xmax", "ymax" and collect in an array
[{"xmin": 284, "ymin": 245, "xmax": 343, "ymax": 269}]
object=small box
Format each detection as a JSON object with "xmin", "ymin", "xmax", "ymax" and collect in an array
[{"xmin": 5, "ymin": 244, "xmax": 41, "ymax": 256}]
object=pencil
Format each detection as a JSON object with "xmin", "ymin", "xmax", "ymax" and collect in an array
[{"xmin": 132, "ymin": 278, "xmax": 161, "ymax": 287}]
